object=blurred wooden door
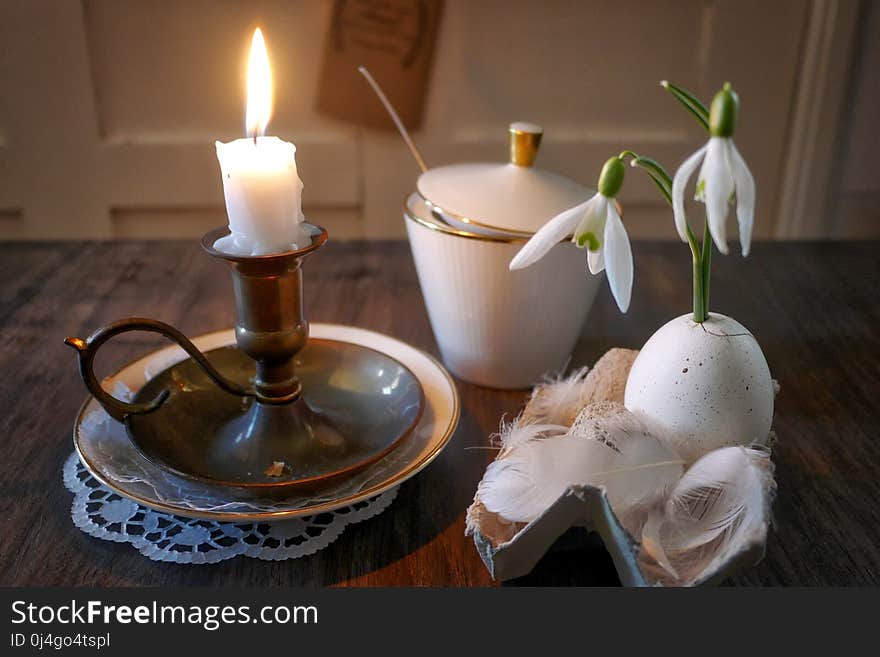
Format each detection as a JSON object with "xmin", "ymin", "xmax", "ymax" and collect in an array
[{"xmin": 0, "ymin": 1, "xmax": 850, "ymax": 241}]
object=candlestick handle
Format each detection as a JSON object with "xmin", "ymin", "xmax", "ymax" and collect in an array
[{"xmin": 64, "ymin": 318, "xmax": 253, "ymax": 422}]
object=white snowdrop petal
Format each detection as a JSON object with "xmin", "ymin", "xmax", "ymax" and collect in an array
[
  {"xmin": 730, "ymin": 141, "xmax": 756, "ymax": 257},
  {"xmin": 509, "ymin": 198, "xmax": 593, "ymax": 270},
  {"xmin": 587, "ymin": 246, "xmax": 605, "ymax": 275},
  {"xmin": 583, "ymin": 198, "xmax": 609, "ymax": 274},
  {"xmin": 672, "ymin": 145, "xmax": 707, "ymax": 243},
  {"xmin": 603, "ymin": 202, "xmax": 633, "ymax": 313},
  {"xmin": 701, "ymin": 138, "xmax": 734, "ymax": 255},
  {"xmin": 574, "ymin": 195, "xmax": 608, "ymax": 251}
]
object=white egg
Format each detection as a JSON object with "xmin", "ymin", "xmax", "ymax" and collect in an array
[{"xmin": 624, "ymin": 312, "xmax": 773, "ymax": 461}]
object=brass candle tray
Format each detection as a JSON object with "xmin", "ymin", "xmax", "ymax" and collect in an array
[
  {"xmin": 118, "ymin": 340, "xmax": 422, "ymax": 489},
  {"xmin": 65, "ymin": 224, "xmax": 426, "ymax": 492},
  {"xmin": 71, "ymin": 325, "xmax": 459, "ymax": 521}
]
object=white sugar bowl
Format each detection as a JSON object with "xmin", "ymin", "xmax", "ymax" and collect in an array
[{"xmin": 404, "ymin": 123, "xmax": 600, "ymax": 389}]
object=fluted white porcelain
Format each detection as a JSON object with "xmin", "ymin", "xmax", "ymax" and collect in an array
[{"xmin": 405, "ymin": 193, "xmax": 599, "ymax": 389}]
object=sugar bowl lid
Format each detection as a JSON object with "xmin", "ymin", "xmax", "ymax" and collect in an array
[{"xmin": 416, "ymin": 122, "xmax": 590, "ymax": 236}]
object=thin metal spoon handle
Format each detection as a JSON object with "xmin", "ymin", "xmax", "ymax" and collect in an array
[
  {"xmin": 358, "ymin": 66, "xmax": 429, "ymax": 174},
  {"xmin": 64, "ymin": 317, "xmax": 253, "ymax": 422}
]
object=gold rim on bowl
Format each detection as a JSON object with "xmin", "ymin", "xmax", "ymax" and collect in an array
[
  {"xmin": 406, "ymin": 192, "xmax": 621, "ymax": 243},
  {"xmin": 404, "ymin": 196, "xmax": 529, "ymax": 244},
  {"xmin": 419, "ymin": 194, "xmax": 536, "ymax": 239}
]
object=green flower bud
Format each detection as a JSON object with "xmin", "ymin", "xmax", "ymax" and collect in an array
[
  {"xmin": 709, "ymin": 82, "xmax": 739, "ymax": 137},
  {"xmin": 597, "ymin": 157, "xmax": 625, "ymax": 198}
]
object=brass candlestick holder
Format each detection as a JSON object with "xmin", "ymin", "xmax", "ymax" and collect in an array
[
  {"xmin": 65, "ymin": 224, "xmax": 424, "ymax": 489},
  {"xmin": 200, "ymin": 225, "xmax": 327, "ymax": 405}
]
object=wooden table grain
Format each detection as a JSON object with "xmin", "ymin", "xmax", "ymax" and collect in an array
[{"xmin": 0, "ymin": 239, "xmax": 878, "ymax": 586}]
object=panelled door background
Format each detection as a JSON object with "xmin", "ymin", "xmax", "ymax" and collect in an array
[{"xmin": 0, "ymin": 1, "xmax": 872, "ymax": 242}]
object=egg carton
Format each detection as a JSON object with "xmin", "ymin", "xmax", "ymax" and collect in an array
[
  {"xmin": 466, "ymin": 348, "xmax": 775, "ymax": 586},
  {"xmin": 469, "ymin": 483, "xmax": 768, "ymax": 586}
]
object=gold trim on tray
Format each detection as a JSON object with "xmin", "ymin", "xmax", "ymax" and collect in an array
[{"xmin": 72, "ymin": 333, "xmax": 461, "ymax": 522}]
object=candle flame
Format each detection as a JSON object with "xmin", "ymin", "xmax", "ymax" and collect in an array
[{"xmin": 245, "ymin": 28, "xmax": 272, "ymax": 138}]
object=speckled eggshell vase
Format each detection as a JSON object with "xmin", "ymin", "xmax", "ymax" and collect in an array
[{"xmin": 624, "ymin": 313, "xmax": 774, "ymax": 462}]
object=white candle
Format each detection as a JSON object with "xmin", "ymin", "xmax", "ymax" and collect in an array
[{"xmin": 214, "ymin": 28, "xmax": 306, "ymax": 256}]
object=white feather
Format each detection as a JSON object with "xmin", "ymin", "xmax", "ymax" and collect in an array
[
  {"xmin": 478, "ymin": 407, "xmax": 684, "ymax": 525},
  {"xmin": 640, "ymin": 445, "xmax": 774, "ymax": 582},
  {"xmin": 524, "ymin": 366, "xmax": 591, "ymax": 426},
  {"xmin": 490, "ymin": 418, "xmax": 567, "ymax": 456}
]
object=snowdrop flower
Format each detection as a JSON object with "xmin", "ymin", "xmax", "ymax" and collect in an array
[
  {"xmin": 672, "ymin": 83, "xmax": 755, "ymax": 256},
  {"xmin": 510, "ymin": 157, "xmax": 633, "ymax": 313}
]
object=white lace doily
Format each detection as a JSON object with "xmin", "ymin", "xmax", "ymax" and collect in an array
[{"xmin": 63, "ymin": 452, "xmax": 398, "ymax": 564}]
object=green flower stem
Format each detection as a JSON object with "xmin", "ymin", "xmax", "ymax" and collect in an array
[
  {"xmin": 626, "ymin": 154, "xmax": 673, "ymax": 205},
  {"xmin": 691, "ymin": 247, "xmax": 706, "ymax": 324},
  {"xmin": 701, "ymin": 218, "xmax": 712, "ymax": 320},
  {"xmin": 660, "ymin": 80, "xmax": 718, "ymax": 322},
  {"xmin": 622, "ymin": 149, "xmax": 709, "ymax": 323},
  {"xmin": 610, "ymin": 82, "xmax": 721, "ymax": 322},
  {"xmin": 685, "ymin": 223, "xmax": 707, "ymax": 323}
]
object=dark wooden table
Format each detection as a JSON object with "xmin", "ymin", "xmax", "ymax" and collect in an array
[{"xmin": 0, "ymin": 239, "xmax": 878, "ymax": 586}]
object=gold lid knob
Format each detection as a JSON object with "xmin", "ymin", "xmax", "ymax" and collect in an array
[{"xmin": 509, "ymin": 122, "xmax": 543, "ymax": 167}]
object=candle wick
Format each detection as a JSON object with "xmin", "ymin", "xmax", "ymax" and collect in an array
[{"xmin": 253, "ymin": 133, "xmax": 258, "ymax": 146}]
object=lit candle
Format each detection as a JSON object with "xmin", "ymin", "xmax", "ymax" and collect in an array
[{"xmin": 214, "ymin": 28, "xmax": 305, "ymax": 256}]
